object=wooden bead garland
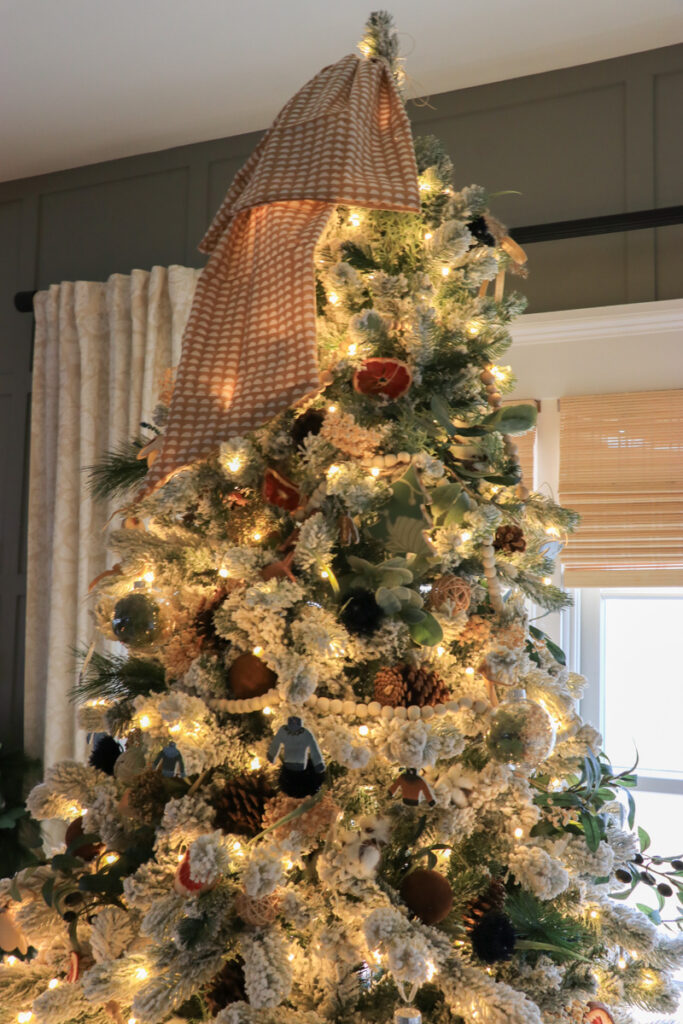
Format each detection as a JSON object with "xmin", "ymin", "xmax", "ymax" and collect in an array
[{"xmin": 210, "ymin": 689, "xmax": 489, "ymax": 720}]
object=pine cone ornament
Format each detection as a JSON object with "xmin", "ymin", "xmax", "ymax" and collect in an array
[
  {"xmin": 374, "ymin": 664, "xmax": 448, "ymax": 708},
  {"xmin": 126, "ymin": 768, "xmax": 169, "ymax": 822},
  {"xmin": 193, "ymin": 587, "xmax": 231, "ymax": 653},
  {"xmin": 493, "ymin": 524, "xmax": 526, "ymax": 554},
  {"xmin": 464, "ymin": 878, "xmax": 515, "ymax": 964},
  {"xmin": 211, "ymin": 772, "xmax": 276, "ymax": 837},
  {"xmin": 427, "ymin": 574, "xmax": 471, "ymax": 617},
  {"xmin": 404, "ymin": 665, "xmax": 448, "ymax": 707},
  {"xmin": 374, "ymin": 665, "xmax": 409, "ymax": 707},
  {"xmin": 204, "ymin": 958, "xmax": 247, "ymax": 1015},
  {"xmin": 463, "ymin": 877, "xmax": 506, "ymax": 929},
  {"xmin": 261, "ymin": 790, "xmax": 339, "ymax": 841}
]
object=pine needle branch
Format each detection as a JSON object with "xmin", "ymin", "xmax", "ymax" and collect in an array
[
  {"xmin": 88, "ymin": 436, "xmax": 149, "ymax": 501},
  {"xmin": 71, "ymin": 648, "xmax": 166, "ymax": 704}
]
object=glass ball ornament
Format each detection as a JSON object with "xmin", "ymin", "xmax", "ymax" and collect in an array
[
  {"xmin": 112, "ymin": 580, "xmax": 160, "ymax": 648},
  {"xmin": 394, "ymin": 1009, "xmax": 422, "ymax": 1024},
  {"xmin": 486, "ymin": 688, "xmax": 555, "ymax": 768}
]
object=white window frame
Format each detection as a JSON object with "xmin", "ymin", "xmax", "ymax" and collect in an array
[
  {"xmin": 509, "ymin": 297, "xmax": 683, "ymax": 801},
  {"xmin": 566, "ymin": 587, "xmax": 683, "ymax": 798}
]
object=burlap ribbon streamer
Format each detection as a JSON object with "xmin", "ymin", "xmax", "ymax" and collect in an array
[{"xmin": 143, "ymin": 53, "xmax": 420, "ymax": 493}]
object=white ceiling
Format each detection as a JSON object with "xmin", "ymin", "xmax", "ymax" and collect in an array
[{"xmin": 2, "ymin": 0, "xmax": 683, "ymax": 183}]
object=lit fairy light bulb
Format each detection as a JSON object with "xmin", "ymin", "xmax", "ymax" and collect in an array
[
  {"xmin": 328, "ymin": 292, "xmax": 340, "ymax": 306},
  {"xmin": 490, "ymin": 365, "xmax": 506, "ymax": 381},
  {"xmin": 233, "ymin": 840, "xmax": 242, "ymax": 852},
  {"xmin": 227, "ymin": 456, "xmax": 242, "ymax": 473},
  {"xmin": 284, "ymin": 859, "xmax": 294, "ymax": 870},
  {"xmin": 370, "ymin": 467, "xmax": 380, "ymax": 478},
  {"xmin": 287, "ymin": 953, "xmax": 295, "ymax": 962},
  {"xmin": 252, "ymin": 646, "xmax": 263, "ymax": 657},
  {"xmin": 250, "ymin": 756, "xmax": 261, "ymax": 771},
  {"xmin": 424, "ymin": 231, "xmax": 432, "ymax": 240},
  {"xmin": 6, "ymin": 956, "xmax": 17, "ymax": 966},
  {"xmin": 139, "ymin": 715, "xmax": 151, "ymax": 730},
  {"xmin": 418, "ymin": 180, "xmax": 431, "ymax": 192},
  {"xmin": 358, "ymin": 725, "xmax": 369, "ymax": 737},
  {"xmin": 143, "ymin": 571, "xmax": 155, "ymax": 584},
  {"xmin": 542, "ymin": 576, "xmax": 552, "ymax": 585},
  {"xmin": 263, "ymin": 706, "xmax": 273, "ymax": 716},
  {"xmin": 617, "ymin": 957, "xmax": 627, "ymax": 970},
  {"xmin": 218, "ymin": 567, "xmax": 229, "ymax": 578},
  {"xmin": 545, "ymin": 526, "xmax": 561, "ymax": 537},
  {"xmin": 169, "ymin": 723, "xmax": 181, "ymax": 734},
  {"xmin": 441, "ymin": 266, "xmax": 450, "ymax": 277},
  {"xmin": 327, "ymin": 404, "xmax": 337, "ymax": 414},
  {"xmin": 436, "ymin": 645, "xmax": 445, "ymax": 657},
  {"xmin": 426, "ymin": 961, "xmax": 437, "ymax": 981},
  {"xmin": 465, "ymin": 319, "xmax": 481, "ymax": 336},
  {"xmin": 460, "ymin": 531, "xmax": 472, "ymax": 542},
  {"xmin": 128, "ymin": 1019, "xmax": 138, "ymax": 1024},
  {"xmin": 252, "ymin": 531, "xmax": 262, "ymax": 542},
  {"xmin": 589, "ymin": 909, "xmax": 599, "ymax": 920},
  {"xmin": 465, "ymin": 666, "xmax": 475, "ymax": 677},
  {"xmin": 347, "ymin": 343, "xmax": 357, "ymax": 356},
  {"xmin": 135, "ymin": 967, "xmax": 148, "ymax": 981},
  {"xmin": 104, "ymin": 852, "xmax": 119, "ymax": 865},
  {"xmin": 48, "ymin": 979, "xmax": 59, "ymax": 990},
  {"xmin": 17, "ymin": 1013, "xmax": 33, "ymax": 1023},
  {"xmin": 349, "ymin": 213, "xmax": 361, "ymax": 227},
  {"xmin": 514, "ymin": 827, "xmax": 524, "ymax": 839}
]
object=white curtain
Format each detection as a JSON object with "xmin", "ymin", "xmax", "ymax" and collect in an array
[{"xmin": 25, "ymin": 265, "xmax": 200, "ymax": 768}]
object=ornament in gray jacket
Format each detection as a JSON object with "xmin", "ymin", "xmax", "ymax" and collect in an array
[{"xmin": 267, "ymin": 715, "xmax": 326, "ymax": 797}]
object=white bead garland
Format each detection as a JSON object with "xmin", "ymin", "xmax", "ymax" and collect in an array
[{"xmin": 210, "ymin": 690, "xmax": 490, "ymax": 720}]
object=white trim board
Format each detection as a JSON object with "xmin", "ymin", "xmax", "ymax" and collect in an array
[{"xmin": 510, "ymin": 298, "xmax": 683, "ymax": 347}]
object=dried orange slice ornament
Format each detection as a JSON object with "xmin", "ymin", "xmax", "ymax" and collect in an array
[{"xmin": 352, "ymin": 357, "xmax": 412, "ymax": 399}]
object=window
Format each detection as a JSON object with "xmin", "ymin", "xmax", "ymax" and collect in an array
[{"xmin": 568, "ymin": 587, "xmax": 683, "ymax": 1024}]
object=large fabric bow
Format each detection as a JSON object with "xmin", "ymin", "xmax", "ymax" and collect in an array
[{"xmin": 143, "ymin": 52, "xmax": 420, "ymax": 494}]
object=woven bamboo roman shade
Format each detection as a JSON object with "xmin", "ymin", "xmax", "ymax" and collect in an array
[{"xmin": 559, "ymin": 390, "xmax": 683, "ymax": 586}]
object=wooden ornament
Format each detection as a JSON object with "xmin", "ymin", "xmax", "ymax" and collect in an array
[
  {"xmin": 88, "ymin": 562, "xmax": 122, "ymax": 592},
  {"xmin": 584, "ymin": 1002, "xmax": 615, "ymax": 1024},
  {"xmin": 0, "ymin": 909, "xmax": 28, "ymax": 955},
  {"xmin": 229, "ymin": 653, "xmax": 277, "ymax": 699},
  {"xmin": 137, "ymin": 433, "xmax": 163, "ymax": 467},
  {"xmin": 260, "ymin": 551, "xmax": 296, "ymax": 582},
  {"xmin": 399, "ymin": 867, "xmax": 453, "ymax": 925}
]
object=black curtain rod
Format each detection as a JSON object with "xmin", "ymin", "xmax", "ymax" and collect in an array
[
  {"xmin": 511, "ymin": 204, "xmax": 683, "ymax": 244},
  {"xmin": 13, "ymin": 205, "xmax": 683, "ymax": 313}
]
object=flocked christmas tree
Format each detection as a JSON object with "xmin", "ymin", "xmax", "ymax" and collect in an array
[{"xmin": 1, "ymin": 13, "xmax": 682, "ymax": 1024}]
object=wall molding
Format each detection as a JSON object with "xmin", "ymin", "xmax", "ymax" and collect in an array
[{"xmin": 510, "ymin": 298, "xmax": 683, "ymax": 346}]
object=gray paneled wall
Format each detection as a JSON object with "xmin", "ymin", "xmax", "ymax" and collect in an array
[{"xmin": 0, "ymin": 44, "xmax": 681, "ymax": 750}]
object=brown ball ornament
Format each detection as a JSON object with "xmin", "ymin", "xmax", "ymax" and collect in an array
[
  {"xmin": 228, "ymin": 653, "xmax": 277, "ymax": 699},
  {"xmin": 399, "ymin": 868, "xmax": 453, "ymax": 925}
]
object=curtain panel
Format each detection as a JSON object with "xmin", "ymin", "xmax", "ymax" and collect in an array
[{"xmin": 25, "ymin": 265, "xmax": 200, "ymax": 767}]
